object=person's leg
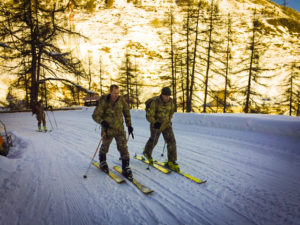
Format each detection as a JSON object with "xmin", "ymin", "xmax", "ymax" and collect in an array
[
  {"xmin": 115, "ymin": 130, "xmax": 129, "ymax": 160},
  {"xmin": 99, "ymin": 135, "xmax": 113, "ymax": 172},
  {"xmin": 162, "ymin": 126, "xmax": 179, "ymax": 172},
  {"xmin": 37, "ymin": 115, "xmax": 42, "ymax": 131},
  {"xmin": 143, "ymin": 126, "xmax": 161, "ymax": 161},
  {"xmin": 42, "ymin": 114, "xmax": 47, "ymax": 131},
  {"xmin": 162, "ymin": 126, "xmax": 177, "ymax": 162},
  {"xmin": 115, "ymin": 130, "xmax": 132, "ymax": 179}
]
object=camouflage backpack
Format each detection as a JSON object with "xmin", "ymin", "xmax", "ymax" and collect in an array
[{"xmin": 145, "ymin": 96, "xmax": 159, "ymax": 112}]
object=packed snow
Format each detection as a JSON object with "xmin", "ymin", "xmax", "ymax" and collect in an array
[{"xmin": 1, "ymin": 108, "xmax": 300, "ymax": 225}]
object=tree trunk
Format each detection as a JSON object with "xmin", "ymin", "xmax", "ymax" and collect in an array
[
  {"xmin": 244, "ymin": 20, "xmax": 256, "ymax": 113},
  {"xmin": 203, "ymin": 2, "xmax": 214, "ymax": 113},
  {"xmin": 170, "ymin": 12, "xmax": 176, "ymax": 111},
  {"xmin": 189, "ymin": 1, "xmax": 201, "ymax": 112},
  {"xmin": 185, "ymin": 7, "xmax": 190, "ymax": 112},
  {"xmin": 29, "ymin": 6, "xmax": 38, "ymax": 107},
  {"xmin": 224, "ymin": 14, "xmax": 231, "ymax": 113},
  {"xmin": 289, "ymin": 75, "xmax": 293, "ymax": 116}
]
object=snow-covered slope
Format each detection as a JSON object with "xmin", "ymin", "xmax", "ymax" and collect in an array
[{"xmin": 0, "ymin": 109, "xmax": 300, "ymax": 225}]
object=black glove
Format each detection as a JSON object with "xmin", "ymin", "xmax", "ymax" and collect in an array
[
  {"xmin": 101, "ymin": 121, "xmax": 109, "ymax": 130},
  {"xmin": 154, "ymin": 122, "xmax": 161, "ymax": 129},
  {"xmin": 128, "ymin": 126, "xmax": 133, "ymax": 134},
  {"xmin": 128, "ymin": 126, "xmax": 134, "ymax": 139}
]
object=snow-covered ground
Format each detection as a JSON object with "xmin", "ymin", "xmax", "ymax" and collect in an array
[{"xmin": 0, "ymin": 108, "xmax": 300, "ymax": 225}]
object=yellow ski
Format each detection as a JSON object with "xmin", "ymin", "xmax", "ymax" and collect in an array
[
  {"xmin": 134, "ymin": 155, "xmax": 171, "ymax": 174},
  {"xmin": 113, "ymin": 166, "xmax": 154, "ymax": 195},
  {"xmin": 154, "ymin": 160, "xmax": 207, "ymax": 184},
  {"xmin": 93, "ymin": 161, "xmax": 125, "ymax": 184}
]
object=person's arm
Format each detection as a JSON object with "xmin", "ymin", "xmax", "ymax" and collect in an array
[
  {"xmin": 169, "ymin": 99, "xmax": 175, "ymax": 121},
  {"xmin": 92, "ymin": 97, "xmax": 105, "ymax": 124},
  {"xmin": 146, "ymin": 100, "xmax": 156, "ymax": 124},
  {"xmin": 122, "ymin": 97, "xmax": 132, "ymax": 127}
]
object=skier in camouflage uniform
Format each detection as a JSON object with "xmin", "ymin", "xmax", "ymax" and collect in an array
[
  {"xmin": 32, "ymin": 100, "xmax": 47, "ymax": 132},
  {"xmin": 143, "ymin": 87, "xmax": 180, "ymax": 172},
  {"xmin": 92, "ymin": 84, "xmax": 134, "ymax": 178}
]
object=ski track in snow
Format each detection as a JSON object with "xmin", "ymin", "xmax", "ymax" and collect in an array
[{"xmin": 1, "ymin": 109, "xmax": 300, "ymax": 225}]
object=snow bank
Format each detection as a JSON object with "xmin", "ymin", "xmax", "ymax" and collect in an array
[{"xmin": 131, "ymin": 109, "xmax": 300, "ymax": 138}]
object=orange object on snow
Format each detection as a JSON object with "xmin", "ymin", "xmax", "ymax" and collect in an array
[{"xmin": 0, "ymin": 134, "xmax": 4, "ymax": 148}]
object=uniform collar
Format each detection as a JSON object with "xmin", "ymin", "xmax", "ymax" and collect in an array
[{"xmin": 107, "ymin": 94, "xmax": 119, "ymax": 103}]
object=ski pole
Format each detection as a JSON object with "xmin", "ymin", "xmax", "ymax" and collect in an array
[
  {"xmin": 161, "ymin": 142, "xmax": 166, "ymax": 157},
  {"xmin": 45, "ymin": 111, "xmax": 54, "ymax": 130},
  {"xmin": 126, "ymin": 132, "xmax": 131, "ymax": 143},
  {"xmin": 83, "ymin": 134, "xmax": 105, "ymax": 179},
  {"xmin": 50, "ymin": 107, "xmax": 58, "ymax": 128}
]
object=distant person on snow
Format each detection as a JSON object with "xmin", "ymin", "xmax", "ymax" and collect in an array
[
  {"xmin": 143, "ymin": 87, "xmax": 179, "ymax": 172},
  {"xmin": 32, "ymin": 100, "xmax": 47, "ymax": 132},
  {"xmin": 92, "ymin": 84, "xmax": 134, "ymax": 179}
]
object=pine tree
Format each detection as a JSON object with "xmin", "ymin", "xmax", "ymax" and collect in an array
[
  {"xmin": 201, "ymin": 0, "xmax": 221, "ymax": 113},
  {"xmin": 159, "ymin": 8, "xmax": 180, "ymax": 112},
  {"xmin": 0, "ymin": 0, "xmax": 86, "ymax": 107},
  {"xmin": 116, "ymin": 53, "xmax": 141, "ymax": 109},
  {"xmin": 222, "ymin": 13, "xmax": 234, "ymax": 113},
  {"xmin": 176, "ymin": 0, "xmax": 207, "ymax": 112},
  {"xmin": 209, "ymin": 13, "xmax": 237, "ymax": 113},
  {"xmin": 236, "ymin": 11, "xmax": 273, "ymax": 113},
  {"xmin": 98, "ymin": 56, "xmax": 107, "ymax": 96},
  {"xmin": 280, "ymin": 62, "xmax": 300, "ymax": 116}
]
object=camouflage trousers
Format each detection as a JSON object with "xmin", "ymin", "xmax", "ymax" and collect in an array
[
  {"xmin": 36, "ymin": 113, "xmax": 46, "ymax": 127},
  {"xmin": 99, "ymin": 129, "xmax": 130, "ymax": 160},
  {"xmin": 144, "ymin": 125, "xmax": 177, "ymax": 162}
]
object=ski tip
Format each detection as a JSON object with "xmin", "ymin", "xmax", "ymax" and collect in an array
[{"xmin": 194, "ymin": 179, "xmax": 207, "ymax": 184}]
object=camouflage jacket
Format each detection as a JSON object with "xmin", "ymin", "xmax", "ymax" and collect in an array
[
  {"xmin": 146, "ymin": 95, "xmax": 175, "ymax": 131},
  {"xmin": 92, "ymin": 94, "xmax": 132, "ymax": 135},
  {"xmin": 33, "ymin": 102, "xmax": 45, "ymax": 119}
]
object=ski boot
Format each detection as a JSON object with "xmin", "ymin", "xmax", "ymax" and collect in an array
[
  {"xmin": 122, "ymin": 158, "xmax": 133, "ymax": 180},
  {"xmin": 99, "ymin": 153, "xmax": 109, "ymax": 173},
  {"xmin": 38, "ymin": 126, "xmax": 42, "ymax": 132},
  {"xmin": 165, "ymin": 161, "xmax": 180, "ymax": 172},
  {"xmin": 43, "ymin": 125, "xmax": 47, "ymax": 132},
  {"xmin": 143, "ymin": 152, "xmax": 154, "ymax": 164}
]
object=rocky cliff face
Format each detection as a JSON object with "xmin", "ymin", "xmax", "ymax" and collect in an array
[
  {"xmin": 1, "ymin": 0, "xmax": 299, "ymax": 110},
  {"xmin": 68, "ymin": 0, "xmax": 298, "ymax": 103}
]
